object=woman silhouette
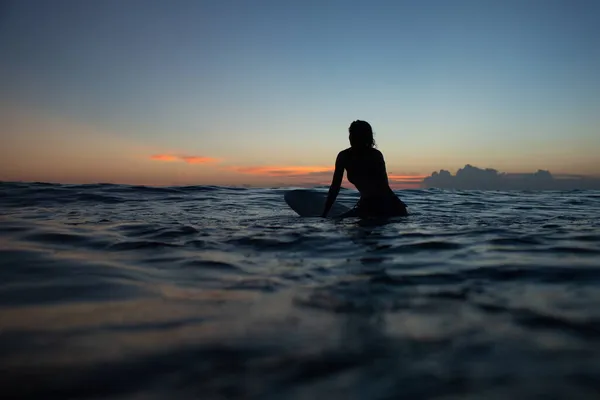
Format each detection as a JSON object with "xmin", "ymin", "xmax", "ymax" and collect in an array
[{"xmin": 322, "ymin": 120, "xmax": 408, "ymax": 218}]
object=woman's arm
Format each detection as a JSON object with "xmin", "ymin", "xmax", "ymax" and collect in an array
[{"xmin": 321, "ymin": 152, "xmax": 345, "ymax": 217}]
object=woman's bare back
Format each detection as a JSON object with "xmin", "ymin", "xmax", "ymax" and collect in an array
[{"xmin": 341, "ymin": 147, "xmax": 390, "ymax": 198}]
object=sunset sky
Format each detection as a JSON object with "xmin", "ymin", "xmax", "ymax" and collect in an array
[{"xmin": 1, "ymin": 0, "xmax": 599, "ymax": 188}]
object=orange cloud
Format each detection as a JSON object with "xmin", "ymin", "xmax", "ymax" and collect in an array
[
  {"xmin": 388, "ymin": 174, "xmax": 427, "ymax": 181},
  {"xmin": 150, "ymin": 154, "xmax": 179, "ymax": 162},
  {"xmin": 180, "ymin": 156, "xmax": 219, "ymax": 164},
  {"xmin": 225, "ymin": 165, "xmax": 334, "ymax": 176},
  {"xmin": 150, "ymin": 154, "xmax": 219, "ymax": 164}
]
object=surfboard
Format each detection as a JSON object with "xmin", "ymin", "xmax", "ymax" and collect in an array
[{"xmin": 284, "ymin": 189, "xmax": 352, "ymax": 218}]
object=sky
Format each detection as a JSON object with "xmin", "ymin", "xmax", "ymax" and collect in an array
[{"xmin": 1, "ymin": 0, "xmax": 599, "ymax": 188}]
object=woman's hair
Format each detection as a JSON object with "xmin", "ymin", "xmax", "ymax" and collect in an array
[{"xmin": 348, "ymin": 120, "xmax": 376, "ymax": 149}]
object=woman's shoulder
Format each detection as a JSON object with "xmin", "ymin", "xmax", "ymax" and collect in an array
[
  {"xmin": 335, "ymin": 148, "xmax": 351, "ymax": 166},
  {"xmin": 337, "ymin": 147, "xmax": 352, "ymax": 158}
]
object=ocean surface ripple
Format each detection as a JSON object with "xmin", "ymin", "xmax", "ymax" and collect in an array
[{"xmin": 1, "ymin": 182, "xmax": 600, "ymax": 399}]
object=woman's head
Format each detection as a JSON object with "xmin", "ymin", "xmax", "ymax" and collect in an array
[{"xmin": 348, "ymin": 120, "xmax": 375, "ymax": 149}]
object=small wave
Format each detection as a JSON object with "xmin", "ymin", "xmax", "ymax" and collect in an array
[
  {"xmin": 572, "ymin": 234, "xmax": 600, "ymax": 242},
  {"xmin": 64, "ymin": 183, "xmax": 121, "ymax": 190},
  {"xmin": 226, "ymin": 236, "xmax": 309, "ymax": 250},
  {"xmin": 127, "ymin": 185, "xmax": 184, "ymax": 194},
  {"xmin": 390, "ymin": 240, "xmax": 463, "ymax": 253},
  {"xmin": 396, "ymin": 188, "xmax": 432, "ymax": 195},
  {"xmin": 226, "ymin": 277, "xmax": 284, "ymax": 292},
  {"xmin": 114, "ymin": 223, "xmax": 164, "ymax": 238},
  {"xmin": 143, "ymin": 226, "xmax": 199, "ymax": 240},
  {"xmin": 109, "ymin": 240, "xmax": 183, "ymax": 251},
  {"xmin": 0, "ymin": 185, "xmax": 129, "ymax": 207},
  {"xmin": 73, "ymin": 192, "xmax": 124, "ymax": 204},
  {"xmin": 552, "ymin": 246, "xmax": 600, "ymax": 255},
  {"xmin": 179, "ymin": 185, "xmax": 250, "ymax": 193},
  {"xmin": 471, "ymin": 302, "xmax": 600, "ymax": 339},
  {"xmin": 22, "ymin": 232, "xmax": 112, "ymax": 249},
  {"xmin": 181, "ymin": 259, "xmax": 241, "ymax": 272},
  {"xmin": 488, "ymin": 236, "xmax": 544, "ymax": 245},
  {"xmin": 294, "ymin": 280, "xmax": 408, "ymax": 313},
  {"xmin": 0, "ymin": 224, "xmax": 32, "ymax": 234},
  {"xmin": 184, "ymin": 239, "xmax": 218, "ymax": 249},
  {"xmin": 511, "ymin": 309, "xmax": 600, "ymax": 339},
  {"xmin": 463, "ymin": 265, "xmax": 600, "ymax": 283},
  {"xmin": 0, "ymin": 280, "xmax": 145, "ymax": 306}
]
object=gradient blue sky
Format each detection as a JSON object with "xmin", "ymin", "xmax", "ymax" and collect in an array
[{"xmin": 1, "ymin": 0, "xmax": 599, "ymax": 186}]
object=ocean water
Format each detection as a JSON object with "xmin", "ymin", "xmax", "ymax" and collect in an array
[{"xmin": 1, "ymin": 182, "xmax": 600, "ymax": 399}]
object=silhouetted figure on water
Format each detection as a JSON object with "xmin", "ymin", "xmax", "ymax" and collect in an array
[{"xmin": 322, "ymin": 120, "xmax": 408, "ymax": 218}]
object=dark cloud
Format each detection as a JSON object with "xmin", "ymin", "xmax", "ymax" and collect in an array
[{"xmin": 423, "ymin": 164, "xmax": 600, "ymax": 190}]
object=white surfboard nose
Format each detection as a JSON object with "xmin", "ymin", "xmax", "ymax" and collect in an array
[{"xmin": 284, "ymin": 189, "xmax": 351, "ymax": 218}]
